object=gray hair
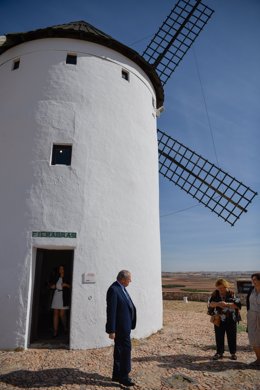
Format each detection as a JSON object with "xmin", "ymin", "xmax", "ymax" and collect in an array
[{"xmin": 117, "ymin": 270, "xmax": 131, "ymax": 281}]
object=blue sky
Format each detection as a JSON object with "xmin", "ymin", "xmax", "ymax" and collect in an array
[{"xmin": 1, "ymin": 0, "xmax": 259, "ymax": 272}]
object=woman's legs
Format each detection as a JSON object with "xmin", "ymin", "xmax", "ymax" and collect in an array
[
  {"xmin": 214, "ymin": 323, "xmax": 225, "ymax": 355},
  {"xmin": 59, "ymin": 309, "xmax": 67, "ymax": 332},
  {"xmin": 53, "ymin": 309, "xmax": 68, "ymax": 336},
  {"xmin": 53, "ymin": 309, "xmax": 59, "ymax": 336},
  {"xmin": 226, "ymin": 320, "xmax": 237, "ymax": 355}
]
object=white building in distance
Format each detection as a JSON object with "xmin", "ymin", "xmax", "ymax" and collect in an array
[{"xmin": 0, "ymin": 21, "xmax": 164, "ymax": 350}]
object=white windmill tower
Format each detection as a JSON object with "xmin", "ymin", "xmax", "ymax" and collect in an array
[{"xmin": 0, "ymin": 0, "xmax": 256, "ymax": 350}]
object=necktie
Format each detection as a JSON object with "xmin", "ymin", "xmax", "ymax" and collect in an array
[{"xmin": 124, "ymin": 288, "xmax": 134, "ymax": 318}]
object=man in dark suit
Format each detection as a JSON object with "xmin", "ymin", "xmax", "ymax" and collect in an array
[{"xmin": 106, "ymin": 270, "xmax": 137, "ymax": 387}]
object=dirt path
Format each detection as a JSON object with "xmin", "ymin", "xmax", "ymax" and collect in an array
[{"xmin": 0, "ymin": 301, "xmax": 259, "ymax": 390}]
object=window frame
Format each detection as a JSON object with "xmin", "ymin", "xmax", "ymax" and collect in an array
[
  {"xmin": 66, "ymin": 53, "xmax": 77, "ymax": 65},
  {"xmin": 121, "ymin": 69, "xmax": 130, "ymax": 81},
  {"xmin": 51, "ymin": 144, "xmax": 73, "ymax": 166},
  {"xmin": 12, "ymin": 59, "xmax": 20, "ymax": 70}
]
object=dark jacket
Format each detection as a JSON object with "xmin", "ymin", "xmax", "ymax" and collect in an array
[
  {"xmin": 208, "ymin": 289, "xmax": 241, "ymax": 322},
  {"xmin": 50, "ymin": 276, "xmax": 71, "ymax": 307},
  {"xmin": 106, "ymin": 281, "xmax": 137, "ymax": 335}
]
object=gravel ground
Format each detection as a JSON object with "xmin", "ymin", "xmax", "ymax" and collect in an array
[{"xmin": 0, "ymin": 301, "xmax": 259, "ymax": 390}]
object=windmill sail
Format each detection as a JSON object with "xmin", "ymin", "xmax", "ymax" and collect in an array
[
  {"xmin": 158, "ymin": 129, "xmax": 257, "ymax": 226},
  {"xmin": 143, "ymin": 0, "xmax": 214, "ymax": 85}
]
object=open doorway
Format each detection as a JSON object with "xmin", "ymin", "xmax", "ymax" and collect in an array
[{"xmin": 30, "ymin": 249, "xmax": 74, "ymax": 347}]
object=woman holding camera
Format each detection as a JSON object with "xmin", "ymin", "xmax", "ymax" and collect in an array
[{"xmin": 208, "ymin": 278, "xmax": 241, "ymax": 361}]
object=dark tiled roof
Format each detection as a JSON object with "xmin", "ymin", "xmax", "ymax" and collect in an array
[{"xmin": 0, "ymin": 21, "xmax": 164, "ymax": 107}]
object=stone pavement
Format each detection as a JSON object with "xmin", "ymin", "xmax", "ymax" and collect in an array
[{"xmin": 0, "ymin": 301, "xmax": 259, "ymax": 390}]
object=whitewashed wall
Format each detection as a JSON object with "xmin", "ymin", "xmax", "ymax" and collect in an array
[{"xmin": 0, "ymin": 38, "xmax": 162, "ymax": 349}]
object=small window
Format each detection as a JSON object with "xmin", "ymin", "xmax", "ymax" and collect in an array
[
  {"xmin": 51, "ymin": 144, "xmax": 72, "ymax": 166},
  {"xmin": 122, "ymin": 69, "xmax": 129, "ymax": 81},
  {"xmin": 12, "ymin": 59, "xmax": 20, "ymax": 70},
  {"xmin": 152, "ymin": 97, "xmax": 155, "ymax": 108},
  {"xmin": 66, "ymin": 54, "xmax": 77, "ymax": 65}
]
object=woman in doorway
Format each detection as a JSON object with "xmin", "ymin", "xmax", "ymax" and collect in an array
[
  {"xmin": 50, "ymin": 265, "xmax": 71, "ymax": 337},
  {"xmin": 208, "ymin": 278, "xmax": 241, "ymax": 361},
  {"xmin": 247, "ymin": 273, "xmax": 260, "ymax": 367}
]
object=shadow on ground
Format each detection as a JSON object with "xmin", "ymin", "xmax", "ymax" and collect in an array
[
  {"xmin": 133, "ymin": 353, "xmax": 259, "ymax": 372},
  {"xmin": 0, "ymin": 369, "xmax": 118, "ymax": 388},
  {"xmin": 200, "ymin": 344, "xmax": 252, "ymax": 352}
]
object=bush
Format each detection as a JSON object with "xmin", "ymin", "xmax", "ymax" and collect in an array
[
  {"xmin": 237, "ymin": 323, "xmax": 247, "ymax": 333},
  {"xmin": 162, "ymin": 284, "xmax": 186, "ymax": 288}
]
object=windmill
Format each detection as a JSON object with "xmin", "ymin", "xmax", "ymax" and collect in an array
[
  {"xmin": 0, "ymin": 0, "xmax": 256, "ymax": 227},
  {"xmin": 0, "ymin": 0, "xmax": 257, "ymax": 351},
  {"xmin": 141, "ymin": 0, "xmax": 257, "ymax": 226}
]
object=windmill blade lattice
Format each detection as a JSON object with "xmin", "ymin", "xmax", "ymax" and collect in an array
[
  {"xmin": 143, "ymin": 0, "xmax": 214, "ymax": 85},
  {"xmin": 158, "ymin": 129, "xmax": 257, "ymax": 226}
]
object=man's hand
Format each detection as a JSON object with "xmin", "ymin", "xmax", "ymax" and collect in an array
[{"xmin": 109, "ymin": 333, "xmax": 115, "ymax": 339}]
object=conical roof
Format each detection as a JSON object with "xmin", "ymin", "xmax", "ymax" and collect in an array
[{"xmin": 0, "ymin": 21, "xmax": 164, "ymax": 107}]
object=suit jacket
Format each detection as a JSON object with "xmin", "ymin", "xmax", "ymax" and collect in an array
[{"xmin": 106, "ymin": 281, "xmax": 137, "ymax": 335}]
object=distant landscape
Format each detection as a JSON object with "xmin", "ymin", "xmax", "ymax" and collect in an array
[{"xmin": 161, "ymin": 271, "xmax": 255, "ymax": 293}]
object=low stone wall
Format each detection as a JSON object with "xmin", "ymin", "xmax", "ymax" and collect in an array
[
  {"xmin": 163, "ymin": 291, "xmax": 247, "ymax": 305},
  {"xmin": 163, "ymin": 291, "xmax": 209, "ymax": 302}
]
